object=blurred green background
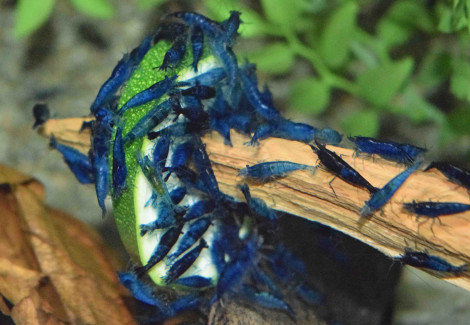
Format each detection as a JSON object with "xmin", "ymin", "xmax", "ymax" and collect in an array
[{"xmin": 2, "ymin": 1, "xmax": 470, "ymax": 324}]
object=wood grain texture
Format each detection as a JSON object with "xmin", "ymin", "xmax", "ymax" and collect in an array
[{"xmin": 38, "ymin": 117, "xmax": 470, "ymax": 292}]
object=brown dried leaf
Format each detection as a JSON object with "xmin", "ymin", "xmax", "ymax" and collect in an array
[{"xmin": 0, "ymin": 163, "xmax": 136, "ymax": 325}]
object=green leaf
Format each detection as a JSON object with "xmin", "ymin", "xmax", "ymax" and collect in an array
[
  {"xmin": 15, "ymin": 0, "xmax": 56, "ymax": 38},
  {"xmin": 357, "ymin": 58, "xmax": 414, "ymax": 107},
  {"xmin": 245, "ymin": 42, "xmax": 294, "ymax": 75},
  {"xmin": 448, "ymin": 106, "xmax": 470, "ymax": 135},
  {"xmin": 139, "ymin": 0, "xmax": 166, "ymax": 10},
  {"xmin": 319, "ymin": 2, "xmax": 358, "ymax": 69},
  {"xmin": 387, "ymin": 85, "xmax": 445, "ymax": 124},
  {"xmin": 289, "ymin": 77, "xmax": 330, "ymax": 115},
  {"xmin": 260, "ymin": 0, "xmax": 303, "ymax": 33},
  {"xmin": 416, "ymin": 51, "xmax": 452, "ymax": 88},
  {"xmin": 69, "ymin": 0, "xmax": 114, "ymax": 19},
  {"xmin": 341, "ymin": 110, "xmax": 380, "ymax": 137},
  {"xmin": 451, "ymin": 59, "xmax": 470, "ymax": 102}
]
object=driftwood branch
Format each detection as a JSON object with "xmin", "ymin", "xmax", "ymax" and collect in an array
[{"xmin": 38, "ymin": 118, "xmax": 470, "ymax": 292}]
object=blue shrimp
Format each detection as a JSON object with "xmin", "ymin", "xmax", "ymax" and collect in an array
[
  {"xmin": 348, "ymin": 136, "xmax": 424, "ymax": 165},
  {"xmin": 220, "ymin": 11, "xmax": 242, "ymax": 47},
  {"xmin": 240, "ymin": 285, "xmax": 295, "ymax": 320},
  {"xmin": 152, "ymin": 22, "xmax": 188, "ymax": 44},
  {"xmin": 152, "ymin": 131, "xmax": 171, "ymax": 171},
  {"xmin": 158, "ymin": 36, "xmax": 188, "ymax": 71},
  {"xmin": 122, "ymin": 98, "xmax": 175, "ymax": 143},
  {"xmin": 169, "ymin": 187, "xmax": 187, "ymax": 205},
  {"xmin": 310, "ymin": 142, "xmax": 378, "ymax": 195},
  {"xmin": 212, "ymin": 235, "xmax": 259, "ymax": 303},
  {"xmin": 212, "ymin": 41, "xmax": 240, "ymax": 105},
  {"xmin": 169, "ymin": 12, "xmax": 222, "ymax": 38},
  {"xmin": 238, "ymin": 161, "xmax": 316, "ymax": 182},
  {"xmin": 240, "ymin": 65, "xmax": 280, "ymax": 122},
  {"xmin": 190, "ymin": 26, "xmax": 203, "ymax": 72},
  {"xmin": 193, "ymin": 139, "xmax": 221, "ymax": 201},
  {"xmin": 112, "ymin": 125, "xmax": 127, "ymax": 198},
  {"xmin": 167, "ymin": 217, "xmax": 212, "ymax": 261},
  {"xmin": 173, "ymin": 275, "xmax": 213, "ymax": 288},
  {"xmin": 135, "ymin": 224, "xmax": 183, "ymax": 275},
  {"xmin": 164, "ymin": 238, "xmax": 208, "ymax": 283},
  {"xmin": 239, "ymin": 183, "xmax": 277, "ymax": 221},
  {"xmin": 91, "ymin": 107, "xmax": 114, "ymax": 216},
  {"xmin": 398, "ymin": 249, "xmax": 467, "ymax": 275},
  {"xmin": 403, "ymin": 201, "xmax": 470, "ymax": 232},
  {"xmin": 117, "ymin": 272, "xmax": 172, "ymax": 311},
  {"xmin": 49, "ymin": 135, "xmax": 94, "ymax": 184},
  {"xmin": 425, "ymin": 162, "xmax": 470, "ymax": 190},
  {"xmin": 182, "ymin": 200, "xmax": 215, "ymax": 222},
  {"xmin": 360, "ymin": 163, "xmax": 421, "ymax": 218},
  {"xmin": 119, "ymin": 75, "xmax": 177, "ymax": 115}
]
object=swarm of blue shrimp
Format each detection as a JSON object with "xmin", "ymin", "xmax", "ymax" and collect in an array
[{"xmin": 48, "ymin": 9, "xmax": 470, "ymax": 324}]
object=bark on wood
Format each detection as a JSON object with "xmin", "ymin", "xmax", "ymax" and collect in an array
[{"xmin": 38, "ymin": 117, "xmax": 470, "ymax": 292}]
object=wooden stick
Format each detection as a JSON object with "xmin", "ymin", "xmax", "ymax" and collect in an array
[{"xmin": 38, "ymin": 118, "xmax": 470, "ymax": 292}]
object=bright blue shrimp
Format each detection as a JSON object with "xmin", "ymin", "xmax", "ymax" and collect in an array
[
  {"xmin": 360, "ymin": 163, "xmax": 421, "ymax": 218},
  {"xmin": 49, "ymin": 135, "xmax": 94, "ymax": 184},
  {"xmin": 119, "ymin": 75, "xmax": 178, "ymax": 115},
  {"xmin": 238, "ymin": 161, "xmax": 316, "ymax": 182}
]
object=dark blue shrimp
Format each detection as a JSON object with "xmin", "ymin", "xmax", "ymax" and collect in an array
[
  {"xmin": 173, "ymin": 166, "xmax": 208, "ymax": 193},
  {"xmin": 240, "ymin": 65, "xmax": 280, "ymax": 122},
  {"xmin": 91, "ymin": 107, "xmax": 114, "ymax": 216},
  {"xmin": 177, "ymin": 67, "xmax": 226, "ymax": 87},
  {"xmin": 193, "ymin": 139, "xmax": 221, "ymax": 201},
  {"xmin": 163, "ymin": 139, "xmax": 195, "ymax": 181},
  {"xmin": 119, "ymin": 75, "xmax": 177, "ymax": 115},
  {"xmin": 190, "ymin": 26, "xmax": 203, "ymax": 72},
  {"xmin": 182, "ymin": 200, "xmax": 215, "ymax": 222},
  {"xmin": 398, "ymin": 249, "xmax": 467, "ymax": 275},
  {"xmin": 117, "ymin": 272, "xmax": 171, "ymax": 311},
  {"xmin": 158, "ymin": 36, "xmax": 188, "ymax": 71},
  {"xmin": 212, "ymin": 236, "xmax": 259, "ymax": 303},
  {"xmin": 32, "ymin": 103, "xmax": 50, "ymax": 129},
  {"xmin": 49, "ymin": 135, "xmax": 94, "ymax": 184},
  {"xmin": 169, "ymin": 187, "xmax": 187, "ymax": 205},
  {"xmin": 170, "ymin": 12, "xmax": 222, "ymax": 38},
  {"xmin": 180, "ymin": 84, "xmax": 216, "ymax": 99},
  {"xmin": 238, "ymin": 161, "xmax": 316, "ymax": 182},
  {"xmin": 112, "ymin": 126, "xmax": 127, "ymax": 198},
  {"xmin": 239, "ymin": 183, "xmax": 277, "ymax": 221},
  {"xmin": 240, "ymin": 285, "xmax": 295, "ymax": 320},
  {"xmin": 173, "ymin": 275, "xmax": 213, "ymax": 288},
  {"xmin": 425, "ymin": 162, "xmax": 470, "ymax": 190},
  {"xmin": 123, "ymin": 98, "xmax": 175, "ymax": 143},
  {"xmin": 152, "ymin": 22, "xmax": 188, "ymax": 44},
  {"xmin": 90, "ymin": 55, "xmax": 132, "ymax": 114},
  {"xmin": 164, "ymin": 238, "xmax": 208, "ymax": 283},
  {"xmin": 135, "ymin": 224, "xmax": 183, "ymax": 275},
  {"xmin": 211, "ymin": 117, "xmax": 232, "ymax": 146},
  {"xmin": 403, "ymin": 201, "xmax": 470, "ymax": 232},
  {"xmin": 152, "ymin": 131, "xmax": 170, "ymax": 171},
  {"xmin": 249, "ymin": 123, "xmax": 277, "ymax": 146},
  {"xmin": 360, "ymin": 163, "xmax": 421, "ymax": 218},
  {"xmin": 168, "ymin": 217, "xmax": 212, "ymax": 261},
  {"xmin": 310, "ymin": 142, "xmax": 378, "ymax": 195},
  {"xmin": 349, "ymin": 136, "xmax": 424, "ymax": 165}
]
